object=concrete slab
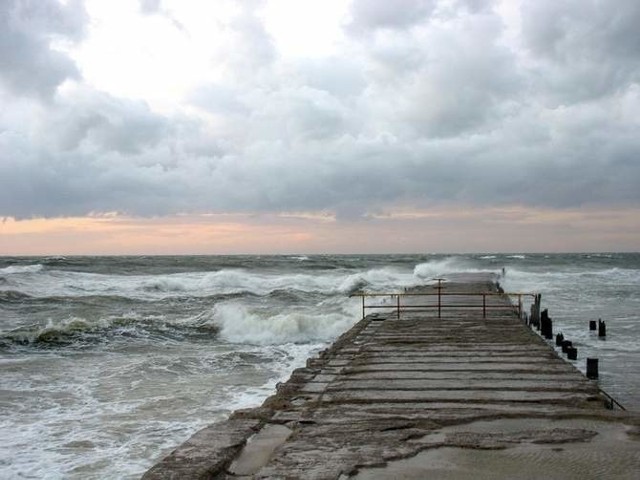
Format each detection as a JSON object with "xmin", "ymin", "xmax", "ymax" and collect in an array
[
  {"xmin": 321, "ymin": 389, "xmax": 597, "ymax": 404},
  {"xmin": 352, "ymin": 418, "xmax": 640, "ymax": 480},
  {"xmin": 141, "ymin": 419, "xmax": 260, "ymax": 480},
  {"xmin": 325, "ymin": 378, "xmax": 595, "ymax": 392},
  {"xmin": 228, "ymin": 424, "xmax": 292, "ymax": 476},
  {"xmin": 344, "ymin": 362, "xmax": 576, "ymax": 372}
]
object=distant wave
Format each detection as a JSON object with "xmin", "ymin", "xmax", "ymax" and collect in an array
[
  {"xmin": 0, "ymin": 264, "xmax": 44, "ymax": 275},
  {"xmin": 501, "ymin": 265, "xmax": 640, "ymax": 296},
  {"xmin": 1, "ymin": 266, "xmax": 426, "ymax": 300},
  {"xmin": 43, "ymin": 256, "xmax": 68, "ymax": 265},
  {"xmin": 413, "ymin": 257, "xmax": 498, "ymax": 279}
]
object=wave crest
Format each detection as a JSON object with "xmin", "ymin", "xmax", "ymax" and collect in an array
[
  {"xmin": 1, "ymin": 312, "xmax": 220, "ymax": 348},
  {"xmin": 212, "ymin": 302, "xmax": 355, "ymax": 345},
  {"xmin": 414, "ymin": 257, "xmax": 471, "ymax": 278}
]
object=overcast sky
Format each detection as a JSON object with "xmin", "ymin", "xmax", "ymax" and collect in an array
[{"xmin": 1, "ymin": 0, "xmax": 639, "ymax": 254}]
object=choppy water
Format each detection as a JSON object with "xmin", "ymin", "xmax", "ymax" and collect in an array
[{"xmin": 1, "ymin": 253, "xmax": 638, "ymax": 479}]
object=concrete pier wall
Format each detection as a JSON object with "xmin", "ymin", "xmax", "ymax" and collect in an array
[{"xmin": 143, "ymin": 275, "xmax": 640, "ymax": 479}]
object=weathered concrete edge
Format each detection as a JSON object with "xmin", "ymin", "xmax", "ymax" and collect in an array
[{"xmin": 141, "ymin": 315, "xmax": 375, "ymax": 479}]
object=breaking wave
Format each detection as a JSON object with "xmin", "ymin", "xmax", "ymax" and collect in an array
[
  {"xmin": 1, "ymin": 312, "xmax": 220, "ymax": 348},
  {"xmin": 413, "ymin": 257, "xmax": 497, "ymax": 279},
  {"xmin": 212, "ymin": 301, "xmax": 356, "ymax": 345}
]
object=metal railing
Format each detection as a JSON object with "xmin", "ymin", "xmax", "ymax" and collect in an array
[{"xmin": 350, "ymin": 291, "xmax": 537, "ymax": 319}]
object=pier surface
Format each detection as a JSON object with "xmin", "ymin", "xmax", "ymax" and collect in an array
[{"xmin": 143, "ymin": 274, "xmax": 639, "ymax": 479}]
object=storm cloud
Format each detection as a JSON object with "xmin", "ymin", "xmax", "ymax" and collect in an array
[
  {"xmin": 1, "ymin": 0, "xmax": 639, "ymax": 221},
  {"xmin": 0, "ymin": 0, "xmax": 86, "ymax": 99}
]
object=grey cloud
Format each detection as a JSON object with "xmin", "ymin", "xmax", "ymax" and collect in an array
[
  {"xmin": 522, "ymin": 0, "xmax": 640, "ymax": 103},
  {"xmin": 221, "ymin": 3, "xmax": 276, "ymax": 76},
  {"xmin": 288, "ymin": 58, "xmax": 367, "ymax": 98},
  {"xmin": 348, "ymin": 0, "xmax": 436, "ymax": 33},
  {"xmin": 363, "ymin": 11, "xmax": 521, "ymax": 137},
  {"xmin": 46, "ymin": 89, "xmax": 168, "ymax": 154},
  {"xmin": 188, "ymin": 85, "xmax": 249, "ymax": 115},
  {"xmin": 0, "ymin": 0, "xmax": 87, "ymax": 99},
  {"xmin": 451, "ymin": 0, "xmax": 495, "ymax": 14},
  {"xmin": 248, "ymin": 87, "xmax": 352, "ymax": 141},
  {"xmin": 139, "ymin": 0, "xmax": 162, "ymax": 15},
  {"xmin": 2, "ymin": 97, "xmax": 639, "ymax": 219}
]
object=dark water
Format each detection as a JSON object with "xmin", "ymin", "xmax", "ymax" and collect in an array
[{"xmin": 1, "ymin": 253, "xmax": 638, "ymax": 478}]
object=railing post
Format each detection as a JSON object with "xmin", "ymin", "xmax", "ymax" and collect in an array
[
  {"xmin": 397, "ymin": 295, "xmax": 400, "ymax": 319},
  {"xmin": 362, "ymin": 295, "xmax": 365, "ymax": 320},
  {"xmin": 518, "ymin": 294, "xmax": 522, "ymax": 319},
  {"xmin": 483, "ymin": 293, "xmax": 486, "ymax": 318}
]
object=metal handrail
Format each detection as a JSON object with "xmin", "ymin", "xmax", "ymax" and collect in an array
[
  {"xmin": 598, "ymin": 388, "xmax": 626, "ymax": 411},
  {"xmin": 350, "ymin": 291, "xmax": 537, "ymax": 319}
]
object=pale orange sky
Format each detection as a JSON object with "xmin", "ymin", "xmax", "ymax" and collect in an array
[{"xmin": 2, "ymin": 206, "xmax": 638, "ymax": 255}]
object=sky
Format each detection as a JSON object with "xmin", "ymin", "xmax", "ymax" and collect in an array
[{"xmin": 1, "ymin": 0, "xmax": 639, "ymax": 255}]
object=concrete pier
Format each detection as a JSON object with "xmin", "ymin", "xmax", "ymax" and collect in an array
[{"xmin": 143, "ymin": 274, "xmax": 640, "ymax": 479}]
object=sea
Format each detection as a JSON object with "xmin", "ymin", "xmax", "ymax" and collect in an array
[{"xmin": 1, "ymin": 253, "xmax": 638, "ymax": 479}]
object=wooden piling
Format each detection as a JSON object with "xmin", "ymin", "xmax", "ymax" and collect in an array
[
  {"xmin": 587, "ymin": 358, "xmax": 599, "ymax": 379},
  {"xmin": 598, "ymin": 319, "xmax": 607, "ymax": 337}
]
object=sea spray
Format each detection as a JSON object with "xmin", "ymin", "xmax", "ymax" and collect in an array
[{"xmin": 414, "ymin": 256, "xmax": 499, "ymax": 279}]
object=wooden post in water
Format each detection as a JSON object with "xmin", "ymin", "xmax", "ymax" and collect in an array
[
  {"xmin": 587, "ymin": 358, "xmax": 599, "ymax": 379},
  {"xmin": 598, "ymin": 319, "xmax": 607, "ymax": 337}
]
